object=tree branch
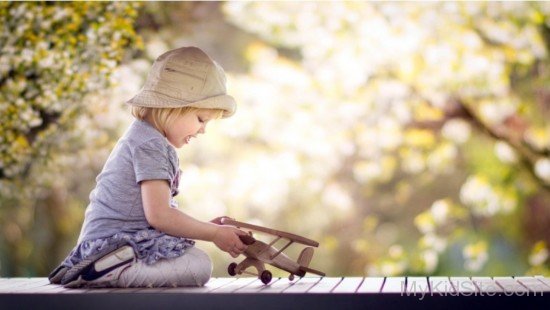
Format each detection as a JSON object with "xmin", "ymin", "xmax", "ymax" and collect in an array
[{"xmin": 409, "ymin": 96, "xmax": 550, "ymax": 191}]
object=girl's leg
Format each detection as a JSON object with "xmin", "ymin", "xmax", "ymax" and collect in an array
[{"xmin": 116, "ymin": 247, "xmax": 212, "ymax": 287}]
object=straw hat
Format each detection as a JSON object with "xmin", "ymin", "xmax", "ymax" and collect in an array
[{"xmin": 126, "ymin": 46, "xmax": 236, "ymax": 118}]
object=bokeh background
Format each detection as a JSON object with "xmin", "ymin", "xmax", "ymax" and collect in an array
[{"xmin": 1, "ymin": 2, "xmax": 549, "ymax": 278}]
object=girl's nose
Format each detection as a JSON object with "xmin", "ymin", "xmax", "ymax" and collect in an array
[{"xmin": 198, "ymin": 125, "xmax": 206, "ymax": 134}]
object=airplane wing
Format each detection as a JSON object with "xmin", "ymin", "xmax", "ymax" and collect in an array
[{"xmin": 221, "ymin": 218, "xmax": 319, "ymax": 247}]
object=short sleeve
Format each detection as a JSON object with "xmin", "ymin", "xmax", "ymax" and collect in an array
[{"xmin": 133, "ymin": 138, "xmax": 175, "ymax": 184}]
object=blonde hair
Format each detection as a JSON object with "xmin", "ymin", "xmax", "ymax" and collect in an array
[{"xmin": 131, "ymin": 106, "xmax": 224, "ymax": 134}]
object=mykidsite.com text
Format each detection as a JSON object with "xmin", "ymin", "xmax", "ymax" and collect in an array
[{"xmin": 401, "ymin": 280, "xmax": 544, "ymax": 300}]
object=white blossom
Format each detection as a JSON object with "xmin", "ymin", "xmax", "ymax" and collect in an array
[
  {"xmin": 494, "ymin": 141, "xmax": 518, "ymax": 164},
  {"xmin": 430, "ymin": 200, "xmax": 450, "ymax": 225},
  {"xmin": 442, "ymin": 118, "xmax": 471, "ymax": 144},
  {"xmin": 534, "ymin": 158, "xmax": 550, "ymax": 183},
  {"xmin": 529, "ymin": 247, "xmax": 549, "ymax": 266},
  {"xmin": 422, "ymin": 250, "xmax": 439, "ymax": 273}
]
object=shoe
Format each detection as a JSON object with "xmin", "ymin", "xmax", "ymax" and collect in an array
[{"xmin": 64, "ymin": 245, "xmax": 135, "ymax": 288}]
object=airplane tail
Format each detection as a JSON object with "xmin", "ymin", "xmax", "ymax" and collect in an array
[
  {"xmin": 298, "ymin": 247, "xmax": 314, "ymax": 267},
  {"xmin": 298, "ymin": 247, "xmax": 325, "ymax": 276}
]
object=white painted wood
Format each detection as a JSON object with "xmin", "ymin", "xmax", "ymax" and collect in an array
[
  {"xmin": 257, "ymin": 277, "xmax": 298, "ymax": 293},
  {"xmin": 449, "ymin": 277, "xmax": 478, "ymax": 293},
  {"xmin": 0, "ymin": 278, "xmax": 50, "ymax": 293},
  {"xmin": 1, "ymin": 277, "xmax": 549, "ymax": 295},
  {"xmin": 471, "ymin": 277, "xmax": 504, "ymax": 293},
  {"xmin": 429, "ymin": 277, "xmax": 455, "ymax": 294},
  {"xmin": 283, "ymin": 277, "xmax": 322, "ymax": 293},
  {"xmin": 0, "ymin": 278, "xmax": 36, "ymax": 291},
  {"xmin": 307, "ymin": 277, "xmax": 342, "ymax": 293},
  {"xmin": 332, "ymin": 277, "xmax": 363, "ymax": 293},
  {"xmin": 204, "ymin": 278, "xmax": 240, "ymax": 292},
  {"xmin": 515, "ymin": 276, "xmax": 550, "ymax": 293},
  {"xmin": 59, "ymin": 288, "xmax": 90, "ymax": 294},
  {"xmin": 210, "ymin": 277, "xmax": 258, "ymax": 293},
  {"xmin": 493, "ymin": 277, "xmax": 529, "ymax": 293},
  {"xmin": 136, "ymin": 278, "xmax": 236, "ymax": 293},
  {"xmin": 534, "ymin": 276, "xmax": 550, "ymax": 287},
  {"xmin": 234, "ymin": 278, "xmax": 281, "ymax": 293},
  {"xmin": 381, "ymin": 277, "xmax": 406, "ymax": 293},
  {"xmin": 356, "ymin": 277, "xmax": 384, "ymax": 293},
  {"xmin": 406, "ymin": 277, "xmax": 429, "ymax": 294}
]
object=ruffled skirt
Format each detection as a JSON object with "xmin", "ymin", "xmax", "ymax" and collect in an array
[{"xmin": 62, "ymin": 228, "xmax": 195, "ymax": 268}]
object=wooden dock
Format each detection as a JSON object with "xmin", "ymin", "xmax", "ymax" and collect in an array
[{"xmin": 1, "ymin": 276, "xmax": 549, "ymax": 309}]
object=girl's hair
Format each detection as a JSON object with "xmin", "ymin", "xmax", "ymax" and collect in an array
[{"xmin": 131, "ymin": 106, "xmax": 224, "ymax": 134}]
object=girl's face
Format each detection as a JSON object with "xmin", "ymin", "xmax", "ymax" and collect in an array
[{"xmin": 165, "ymin": 109, "xmax": 216, "ymax": 148}]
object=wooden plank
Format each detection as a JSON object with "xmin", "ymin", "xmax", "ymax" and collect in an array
[
  {"xmin": 356, "ymin": 277, "xmax": 384, "ymax": 293},
  {"xmin": 1, "ymin": 285, "xmax": 550, "ymax": 309},
  {"xmin": 16, "ymin": 283, "xmax": 68, "ymax": 294},
  {"xmin": 534, "ymin": 276, "xmax": 550, "ymax": 287},
  {"xmin": 0, "ymin": 278, "xmax": 91, "ymax": 294},
  {"xmin": 2, "ymin": 276, "xmax": 549, "ymax": 295},
  {"xmin": 10, "ymin": 278, "xmax": 51, "ymax": 293},
  {"xmin": 281, "ymin": 277, "xmax": 322, "ymax": 293},
  {"xmin": 210, "ymin": 277, "xmax": 258, "ymax": 293},
  {"xmin": 234, "ymin": 278, "xmax": 282, "ymax": 293},
  {"xmin": 59, "ymin": 287, "xmax": 90, "ymax": 294},
  {"xmin": 307, "ymin": 277, "xmax": 342, "ymax": 293},
  {"xmin": 0, "ymin": 278, "xmax": 50, "ymax": 293},
  {"xmin": 205, "ymin": 278, "xmax": 240, "ymax": 292},
  {"xmin": 471, "ymin": 277, "xmax": 504, "ymax": 293},
  {"xmin": 406, "ymin": 277, "xmax": 429, "ymax": 294},
  {"xmin": 0, "ymin": 278, "xmax": 30, "ymax": 290},
  {"xmin": 257, "ymin": 277, "xmax": 299, "ymax": 293},
  {"xmin": 493, "ymin": 277, "xmax": 529, "ymax": 293},
  {"xmin": 332, "ymin": 277, "xmax": 363, "ymax": 293},
  {"xmin": 429, "ymin": 277, "xmax": 455, "ymax": 294},
  {"xmin": 515, "ymin": 277, "xmax": 550, "ymax": 293},
  {"xmin": 381, "ymin": 277, "xmax": 406, "ymax": 293},
  {"xmin": 147, "ymin": 278, "xmax": 239, "ymax": 293},
  {"xmin": 79, "ymin": 287, "xmax": 134, "ymax": 293},
  {"xmin": 449, "ymin": 277, "xmax": 478, "ymax": 293},
  {"xmin": 0, "ymin": 278, "xmax": 31, "ymax": 291},
  {"xmin": 129, "ymin": 278, "xmax": 225, "ymax": 294}
]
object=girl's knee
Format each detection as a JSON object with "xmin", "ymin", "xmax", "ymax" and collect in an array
[{"xmin": 188, "ymin": 248, "xmax": 212, "ymax": 286}]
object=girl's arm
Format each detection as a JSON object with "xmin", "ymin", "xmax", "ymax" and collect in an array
[{"xmin": 141, "ymin": 179, "xmax": 247, "ymax": 257}]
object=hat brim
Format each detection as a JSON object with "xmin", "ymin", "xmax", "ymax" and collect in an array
[{"xmin": 126, "ymin": 90, "xmax": 236, "ymax": 118}]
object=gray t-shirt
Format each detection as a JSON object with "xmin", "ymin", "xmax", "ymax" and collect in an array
[{"xmin": 78, "ymin": 119, "xmax": 180, "ymax": 243}]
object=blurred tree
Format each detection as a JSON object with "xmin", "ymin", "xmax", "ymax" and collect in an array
[
  {"xmin": 0, "ymin": 2, "xmax": 141, "ymax": 276},
  {"xmin": 2, "ymin": 1, "xmax": 549, "ymax": 279},
  {"xmin": 217, "ymin": 1, "xmax": 550, "ymax": 276}
]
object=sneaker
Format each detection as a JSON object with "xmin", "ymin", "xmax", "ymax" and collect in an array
[{"xmin": 64, "ymin": 245, "xmax": 135, "ymax": 288}]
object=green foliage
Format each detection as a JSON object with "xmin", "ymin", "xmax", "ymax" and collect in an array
[
  {"xmin": 0, "ymin": 2, "xmax": 141, "ymax": 179},
  {"xmin": 0, "ymin": 2, "xmax": 141, "ymax": 276}
]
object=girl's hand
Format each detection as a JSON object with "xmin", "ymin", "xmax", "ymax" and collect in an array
[
  {"xmin": 212, "ymin": 226, "xmax": 248, "ymax": 258},
  {"xmin": 210, "ymin": 216, "xmax": 233, "ymax": 225}
]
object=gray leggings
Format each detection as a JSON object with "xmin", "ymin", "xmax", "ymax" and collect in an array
[{"xmin": 116, "ymin": 247, "xmax": 212, "ymax": 287}]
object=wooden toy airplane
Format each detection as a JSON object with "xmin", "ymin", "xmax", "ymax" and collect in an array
[{"xmin": 220, "ymin": 218, "xmax": 325, "ymax": 284}]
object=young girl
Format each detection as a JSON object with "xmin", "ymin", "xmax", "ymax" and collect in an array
[{"xmin": 49, "ymin": 46, "xmax": 248, "ymax": 288}]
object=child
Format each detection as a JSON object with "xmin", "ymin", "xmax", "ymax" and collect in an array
[{"xmin": 49, "ymin": 46, "xmax": 248, "ymax": 288}]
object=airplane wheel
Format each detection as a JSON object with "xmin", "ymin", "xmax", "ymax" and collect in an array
[
  {"xmin": 289, "ymin": 274, "xmax": 295, "ymax": 281},
  {"xmin": 260, "ymin": 270, "xmax": 272, "ymax": 284},
  {"xmin": 228, "ymin": 263, "xmax": 237, "ymax": 276}
]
